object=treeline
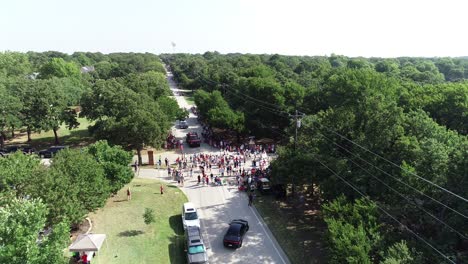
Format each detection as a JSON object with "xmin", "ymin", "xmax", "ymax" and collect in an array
[{"xmin": 163, "ymin": 52, "xmax": 468, "ymax": 263}]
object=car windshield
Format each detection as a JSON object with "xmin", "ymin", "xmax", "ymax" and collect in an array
[
  {"xmin": 188, "ymin": 245, "xmax": 205, "ymax": 254},
  {"xmin": 185, "ymin": 212, "xmax": 198, "ymax": 220}
]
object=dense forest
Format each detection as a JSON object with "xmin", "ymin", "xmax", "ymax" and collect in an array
[
  {"xmin": 162, "ymin": 52, "xmax": 468, "ymax": 263},
  {"xmin": 0, "ymin": 51, "xmax": 183, "ymax": 263}
]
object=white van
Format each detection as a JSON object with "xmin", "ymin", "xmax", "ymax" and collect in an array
[{"xmin": 182, "ymin": 202, "xmax": 200, "ymax": 229}]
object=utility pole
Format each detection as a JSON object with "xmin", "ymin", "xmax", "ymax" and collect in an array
[{"xmin": 290, "ymin": 107, "xmax": 305, "ymax": 196}]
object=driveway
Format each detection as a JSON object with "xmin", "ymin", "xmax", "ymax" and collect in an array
[{"xmin": 137, "ymin": 68, "xmax": 290, "ymax": 264}]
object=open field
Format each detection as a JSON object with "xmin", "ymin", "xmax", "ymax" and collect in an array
[
  {"xmin": 87, "ymin": 178, "xmax": 188, "ymax": 264},
  {"xmin": 254, "ymin": 192, "xmax": 327, "ymax": 264},
  {"xmin": 8, "ymin": 117, "xmax": 95, "ymax": 150}
]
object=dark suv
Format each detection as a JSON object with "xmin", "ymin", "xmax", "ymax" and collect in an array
[
  {"xmin": 38, "ymin": 146, "xmax": 67, "ymax": 158},
  {"xmin": 185, "ymin": 226, "xmax": 208, "ymax": 264}
]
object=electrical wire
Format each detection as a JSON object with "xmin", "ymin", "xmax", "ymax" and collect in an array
[
  {"xmin": 318, "ymin": 133, "xmax": 468, "ymax": 220},
  {"xmin": 320, "ymin": 136, "xmax": 467, "ymax": 239},
  {"xmin": 314, "ymin": 157, "xmax": 457, "ymax": 264},
  {"xmin": 257, "ymin": 119, "xmax": 460, "ymax": 262},
  {"xmin": 315, "ymin": 124, "xmax": 468, "ymax": 204}
]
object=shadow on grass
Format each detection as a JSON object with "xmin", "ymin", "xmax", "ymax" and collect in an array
[
  {"xmin": 28, "ymin": 129, "xmax": 95, "ymax": 150},
  {"xmin": 168, "ymin": 214, "xmax": 186, "ymax": 264},
  {"xmin": 167, "ymin": 185, "xmax": 178, "ymax": 188},
  {"xmin": 118, "ymin": 230, "xmax": 144, "ymax": 237},
  {"xmin": 113, "ymin": 199, "xmax": 127, "ymax": 203},
  {"xmin": 168, "ymin": 234, "xmax": 186, "ymax": 264},
  {"xmin": 169, "ymin": 214, "xmax": 184, "ymax": 236}
]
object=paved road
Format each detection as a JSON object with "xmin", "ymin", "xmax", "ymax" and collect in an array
[{"xmin": 137, "ymin": 69, "xmax": 290, "ymax": 264}]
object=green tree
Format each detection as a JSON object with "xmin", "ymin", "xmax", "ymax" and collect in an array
[
  {"xmin": 28, "ymin": 149, "xmax": 109, "ymax": 225},
  {"xmin": 0, "ymin": 197, "xmax": 69, "ymax": 264},
  {"xmin": 380, "ymin": 241, "xmax": 414, "ymax": 264},
  {"xmin": 39, "ymin": 58, "xmax": 80, "ymax": 79},
  {"xmin": 124, "ymin": 71, "xmax": 170, "ymax": 100},
  {"xmin": 323, "ymin": 196, "xmax": 382, "ymax": 264},
  {"xmin": 143, "ymin": 208, "xmax": 155, "ymax": 225},
  {"xmin": 0, "ymin": 84, "xmax": 22, "ymax": 148},
  {"xmin": 0, "ymin": 51, "xmax": 32, "ymax": 76},
  {"xmin": 0, "ymin": 152, "xmax": 42, "ymax": 196},
  {"xmin": 86, "ymin": 140, "xmax": 133, "ymax": 194}
]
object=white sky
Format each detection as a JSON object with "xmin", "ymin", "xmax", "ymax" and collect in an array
[{"xmin": 1, "ymin": 0, "xmax": 467, "ymax": 57}]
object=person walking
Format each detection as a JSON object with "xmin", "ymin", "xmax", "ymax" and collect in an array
[
  {"xmin": 197, "ymin": 174, "xmax": 201, "ymax": 185},
  {"xmin": 127, "ymin": 187, "xmax": 131, "ymax": 201},
  {"xmin": 134, "ymin": 160, "xmax": 138, "ymax": 173},
  {"xmin": 248, "ymin": 192, "xmax": 254, "ymax": 206},
  {"xmin": 165, "ymin": 157, "xmax": 168, "ymax": 167},
  {"xmin": 160, "ymin": 184, "xmax": 164, "ymax": 195}
]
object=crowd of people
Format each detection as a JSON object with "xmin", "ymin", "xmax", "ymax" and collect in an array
[{"xmin": 163, "ymin": 148, "xmax": 272, "ymax": 191}]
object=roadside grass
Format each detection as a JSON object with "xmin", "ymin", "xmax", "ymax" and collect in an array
[
  {"xmin": 9, "ymin": 117, "xmax": 95, "ymax": 150},
  {"xmin": 87, "ymin": 178, "xmax": 188, "ymax": 264},
  {"xmin": 184, "ymin": 95, "xmax": 195, "ymax": 105},
  {"xmin": 254, "ymin": 192, "xmax": 327, "ymax": 264}
]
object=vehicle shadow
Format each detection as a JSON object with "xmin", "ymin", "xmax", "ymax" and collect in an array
[
  {"xmin": 168, "ymin": 234, "xmax": 185, "ymax": 264},
  {"xmin": 168, "ymin": 214, "xmax": 186, "ymax": 264}
]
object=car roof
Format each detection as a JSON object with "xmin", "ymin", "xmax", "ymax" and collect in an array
[
  {"xmin": 228, "ymin": 224, "xmax": 242, "ymax": 231},
  {"xmin": 231, "ymin": 219, "xmax": 248, "ymax": 225},
  {"xmin": 183, "ymin": 202, "xmax": 196, "ymax": 211}
]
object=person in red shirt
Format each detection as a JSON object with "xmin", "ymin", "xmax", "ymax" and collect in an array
[{"xmin": 81, "ymin": 252, "xmax": 89, "ymax": 264}]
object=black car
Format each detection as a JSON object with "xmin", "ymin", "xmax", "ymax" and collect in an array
[
  {"xmin": 223, "ymin": 219, "xmax": 249, "ymax": 248},
  {"xmin": 2, "ymin": 145, "xmax": 36, "ymax": 155},
  {"xmin": 22, "ymin": 147, "xmax": 36, "ymax": 154},
  {"xmin": 38, "ymin": 146, "xmax": 67, "ymax": 158}
]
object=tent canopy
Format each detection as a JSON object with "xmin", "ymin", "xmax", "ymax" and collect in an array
[{"xmin": 69, "ymin": 234, "xmax": 106, "ymax": 252}]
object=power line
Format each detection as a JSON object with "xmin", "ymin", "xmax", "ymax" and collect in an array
[
  {"xmin": 195, "ymin": 73, "xmax": 291, "ymax": 117},
  {"xmin": 320, "ymin": 136, "xmax": 467, "ymax": 239},
  {"xmin": 188, "ymin": 68, "xmax": 468, "ymax": 228},
  {"xmin": 224, "ymin": 89, "xmax": 290, "ymax": 118},
  {"xmin": 314, "ymin": 157, "xmax": 457, "ymax": 264},
  {"xmin": 314, "ymin": 122, "xmax": 468, "ymax": 204},
  {"xmin": 318, "ymin": 133, "xmax": 468, "ymax": 220},
  {"xmin": 258, "ymin": 121, "xmax": 461, "ymax": 262}
]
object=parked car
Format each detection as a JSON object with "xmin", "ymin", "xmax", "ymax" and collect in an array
[
  {"xmin": 185, "ymin": 226, "xmax": 209, "ymax": 264},
  {"xmin": 38, "ymin": 146, "xmax": 67, "ymax": 158},
  {"xmin": 3, "ymin": 145, "xmax": 36, "ymax": 155},
  {"xmin": 223, "ymin": 219, "xmax": 249, "ymax": 248},
  {"xmin": 179, "ymin": 120, "xmax": 189, "ymax": 129},
  {"xmin": 182, "ymin": 202, "xmax": 200, "ymax": 229},
  {"xmin": 256, "ymin": 178, "xmax": 271, "ymax": 194},
  {"xmin": 22, "ymin": 147, "xmax": 36, "ymax": 154}
]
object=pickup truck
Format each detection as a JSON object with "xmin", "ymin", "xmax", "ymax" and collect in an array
[{"xmin": 186, "ymin": 132, "xmax": 201, "ymax": 147}]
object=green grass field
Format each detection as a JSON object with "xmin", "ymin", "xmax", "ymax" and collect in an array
[
  {"xmin": 10, "ymin": 117, "xmax": 95, "ymax": 150},
  {"xmin": 88, "ymin": 178, "xmax": 188, "ymax": 264}
]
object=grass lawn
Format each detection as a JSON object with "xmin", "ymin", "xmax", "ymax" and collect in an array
[
  {"xmin": 88, "ymin": 178, "xmax": 188, "ymax": 264},
  {"xmin": 254, "ymin": 192, "xmax": 327, "ymax": 264},
  {"xmin": 9, "ymin": 117, "xmax": 95, "ymax": 150}
]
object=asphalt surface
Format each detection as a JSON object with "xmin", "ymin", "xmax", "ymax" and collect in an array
[{"xmin": 136, "ymin": 69, "xmax": 290, "ymax": 264}]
